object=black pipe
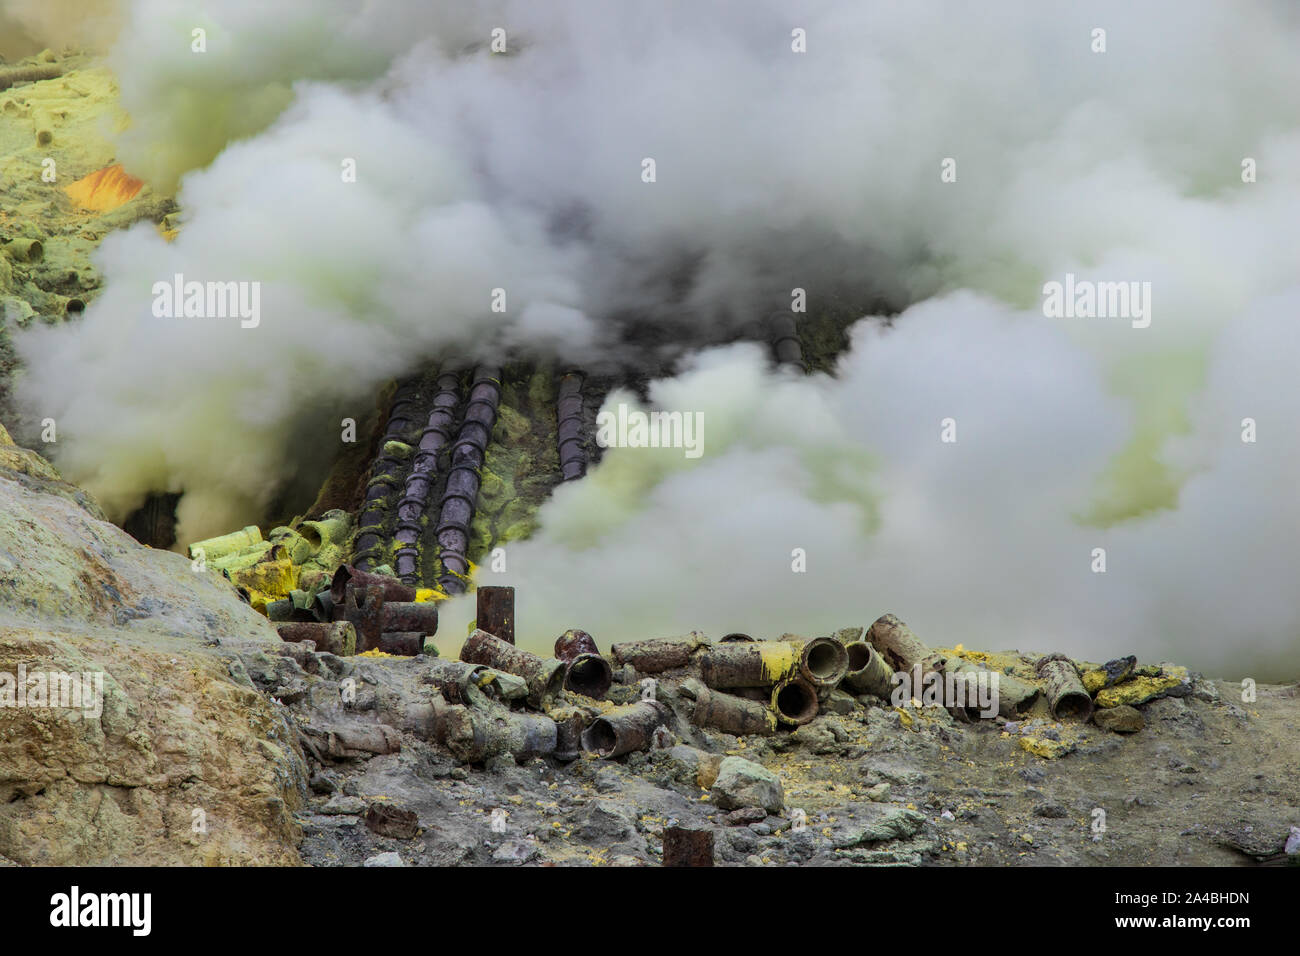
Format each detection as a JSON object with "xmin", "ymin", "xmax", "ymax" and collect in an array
[
  {"xmin": 557, "ymin": 371, "xmax": 587, "ymax": 480},
  {"xmin": 768, "ymin": 311, "xmax": 806, "ymax": 372},
  {"xmin": 388, "ymin": 371, "xmax": 462, "ymax": 585},
  {"xmin": 351, "ymin": 380, "xmax": 423, "ymax": 571},
  {"xmin": 434, "ymin": 366, "xmax": 500, "ymax": 593}
]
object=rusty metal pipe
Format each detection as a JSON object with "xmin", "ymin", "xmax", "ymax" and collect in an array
[
  {"xmin": 580, "ymin": 700, "xmax": 672, "ymax": 758},
  {"xmin": 842, "ymin": 641, "xmax": 894, "ymax": 698},
  {"xmin": 378, "ymin": 601, "xmax": 439, "ymax": 636},
  {"xmin": 423, "ymin": 658, "xmax": 517, "ymax": 706},
  {"xmin": 343, "ymin": 583, "xmax": 385, "ymax": 653},
  {"xmin": 1035, "ymin": 654, "xmax": 1094, "ymax": 722},
  {"xmin": 866, "ymin": 613, "xmax": 946, "ymax": 676},
  {"xmin": 436, "ymin": 698, "xmax": 557, "ymax": 763},
  {"xmin": 331, "ymin": 565, "xmax": 416, "ymax": 604},
  {"xmin": 390, "ymin": 370, "xmax": 463, "ymax": 584},
  {"xmin": 771, "ymin": 676, "xmax": 819, "ymax": 726},
  {"xmin": 351, "ymin": 380, "xmax": 423, "ymax": 571},
  {"xmin": 378, "ymin": 632, "xmax": 424, "ymax": 656},
  {"xmin": 554, "ymin": 628, "xmax": 611, "ymax": 698},
  {"xmin": 459, "ymin": 628, "xmax": 565, "ymax": 708},
  {"xmin": 690, "ymin": 683, "xmax": 778, "ymax": 736},
  {"xmin": 662, "ymin": 826, "xmax": 714, "ymax": 867},
  {"xmin": 798, "ymin": 636, "xmax": 849, "ymax": 688},
  {"xmin": 610, "ymin": 634, "xmax": 708, "ymax": 673},
  {"xmin": 768, "ymin": 311, "xmax": 805, "ymax": 372},
  {"xmin": 477, "ymin": 586, "xmax": 515, "ymax": 644},
  {"xmin": 699, "ymin": 641, "xmax": 802, "ymax": 688}
]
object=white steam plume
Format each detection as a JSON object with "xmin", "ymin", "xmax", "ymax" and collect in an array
[{"xmin": 12, "ymin": 0, "xmax": 1300, "ymax": 675}]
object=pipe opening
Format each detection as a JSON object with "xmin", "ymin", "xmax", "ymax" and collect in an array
[
  {"xmin": 773, "ymin": 680, "xmax": 818, "ymax": 724},
  {"xmin": 1053, "ymin": 692, "xmax": 1093, "ymax": 721},
  {"xmin": 583, "ymin": 720, "xmax": 618, "ymax": 757},
  {"xmin": 565, "ymin": 655, "xmax": 612, "ymax": 699},
  {"xmin": 805, "ymin": 641, "xmax": 845, "ymax": 680},
  {"xmin": 846, "ymin": 642, "xmax": 872, "ymax": 671}
]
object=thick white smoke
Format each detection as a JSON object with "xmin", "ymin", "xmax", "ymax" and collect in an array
[{"xmin": 12, "ymin": 0, "xmax": 1300, "ymax": 675}]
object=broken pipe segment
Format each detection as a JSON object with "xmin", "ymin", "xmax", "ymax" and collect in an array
[
  {"xmin": 188, "ymin": 525, "xmax": 261, "ymax": 562},
  {"xmin": 866, "ymin": 613, "xmax": 946, "ymax": 675},
  {"xmin": 944, "ymin": 658, "xmax": 1040, "ymax": 719},
  {"xmin": 331, "ymin": 564, "xmax": 417, "ymax": 604},
  {"xmin": 378, "ymin": 632, "xmax": 424, "ymax": 656},
  {"xmin": 610, "ymin": 633, "xmax": 707, "ymax": 673},
  {"xmin": 842, "ymin": 641, "xmax": 894, "ymax": 698},
  {"xmin": 554, "ymin": 629, "xmax": 612, "ymax": 699},
  {"xmin": 459, "ymin": 628, "xmax": 565, "ymax": 709},
  {"xmin": 700, "ymin": 640, "xmax": 803, "ymax": 688},
  {"xmin": 771, "ymin": 676, "xmax": 820, "ymax": 726},
  {"xmin": 434, "ymin": 697, "xmax": 557, "ymax": 763},
  {"xmin": 1035, "ymin": 653, "xmax": 1094, "ymax": 722},
  {"xmin": 580, "ymin": 700, "xmax": 672, "ymax": 758},
  {"xmin": 685, "ymin": 680, "xmax": 778, "ymax": 736},
  {"xmin": 797, "ymin": 636, "xmax": 850, "ymax": 688}
]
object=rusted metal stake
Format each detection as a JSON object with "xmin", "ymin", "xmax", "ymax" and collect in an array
[
  {"xmin": 663, "ymin": 826, "xmax": 714, "ymax": 867},
  {"xmin": 476, "ymin": 586, "xmax": 515, "ymax": 644}
]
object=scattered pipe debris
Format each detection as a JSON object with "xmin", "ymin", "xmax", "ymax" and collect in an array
[
  {"xmin": 331, "ymin": 564, "xmax": 417, "ymax": 604},
  {"xmin": 699, "ymin": 640, "xmax": 801, "ymax": 688},
  {"xmin": 796, "ymin": 636, "xmax": 850, "ymax": 688},
  {"xmin": 433, "ymin": 696, "xmax": 558, "ymax": 763},
  {"xmin": 460, "ymin": 628, "xmax": 565, "ymax": 709},
  {"xmin": 0, "ymin": 65, "xmax": 65, "ymax": 92}
]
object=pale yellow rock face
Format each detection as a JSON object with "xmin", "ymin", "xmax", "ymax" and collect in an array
[
  {"xmin": 0, "ymin": 427, "xmax": 306, "ymax": 865},
  {"xmin": 0, "ymin": 624, "xmax": 304, "ymax": 865}
]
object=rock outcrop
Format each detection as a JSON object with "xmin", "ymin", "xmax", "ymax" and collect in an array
[{"xmin": 0, "ymin": 428, "xmax": 307, "ymax": 864}]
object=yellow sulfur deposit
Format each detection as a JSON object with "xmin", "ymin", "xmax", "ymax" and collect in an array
[
  {"xmin": 1095, "ymin": 666, "xmax": 1190, "ymax": 708},
  {"xmin": 1020, "ymin": 736, "xmax": 1072, "ymax": 759},
  {"xmin": 756, "ymin": 641, "xmax": 800, "ymax": 682}
]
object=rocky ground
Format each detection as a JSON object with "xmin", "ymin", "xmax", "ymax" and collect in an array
[{"xmin": 282, "ymin": 651, "xmax": 1299, "ymax": 868}]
